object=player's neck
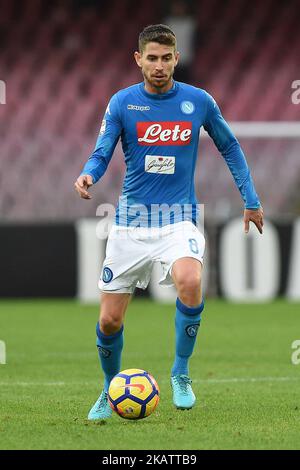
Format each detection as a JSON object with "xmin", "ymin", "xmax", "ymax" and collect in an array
[{"xmin": 144, "ymin": 79, "xmax": 174, "ymax": 95}]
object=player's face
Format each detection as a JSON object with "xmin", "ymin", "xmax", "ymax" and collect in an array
[{"xmin": 134, "ymin": 42, "xmax": 179, "ymax": 93}]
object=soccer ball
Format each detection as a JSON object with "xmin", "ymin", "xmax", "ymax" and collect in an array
[{"xmin": 108, "ymin": 368, "xmax": 160, "ymax": 419}]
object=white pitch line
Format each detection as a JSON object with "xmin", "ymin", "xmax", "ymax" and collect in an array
[
  {"xmin": 0, "ymin": 381, "xmax": 68, "ymax": 386},
  {"xmin": 0, "ymin": 377, "xmax": 299, "ymax": 387},
  {"xmin": 195, "ymin": 376, "xmax": 300, "ymax": 384}
]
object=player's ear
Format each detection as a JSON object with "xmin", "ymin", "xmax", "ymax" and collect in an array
[
  {"xmin": 134, "ymin": 51, "xmax": 142, "ymax": 68},
  {"xmin": 174, "ymin": 51, "xmax": 180, "ymax": 67}
]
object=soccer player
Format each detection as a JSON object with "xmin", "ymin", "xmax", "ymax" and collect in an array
[{"xmin": 75, "ymin": 24, "xmax": 264, "ymax": 420}]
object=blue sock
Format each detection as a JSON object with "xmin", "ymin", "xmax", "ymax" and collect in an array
[
  {"xmin": 96, "ymin": 322, "xmax": 124, "ymax": 392},
  {"xmin": 171, "ymin": 298, "xmax": 204, "ymax": 377}
]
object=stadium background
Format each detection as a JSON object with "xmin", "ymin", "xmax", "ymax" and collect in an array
[
  {"xmin": 0, "ymin": 0, "xmax": 300, "ymax": 451},
  {"xmin": 0, "ymin": 0, "xmax": 299, "ymax": 301}
]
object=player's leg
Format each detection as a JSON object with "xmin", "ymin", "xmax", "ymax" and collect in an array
[
  {"xmin": 88, "ymin": 224, "xmax": 152, "ymax": 420},
  {"xmin": 97, "ymin": 292, "xmax": 131, "ymax": 391},
  {"xmin": 170, "ymin": 257, "xmax": 204, "ymax": 409},
  {"xmin": 172, "ymin": 256, "xmax": 203, "ymax": 306},
  {"xmin": 172, "ymin": 257, "xmax": 204, "ymax": 377},
  {"xmin": 88, "ymin": 292, "xmax": 130, "ymax": 420},
  {"xmin": 156, "ymin": 222, "xmax": 205, "ymax": 410}
]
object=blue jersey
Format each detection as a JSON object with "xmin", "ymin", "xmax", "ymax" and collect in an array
[{"xmin": 81, "ymin": 81, "xmax": 260, "ymax": 226}]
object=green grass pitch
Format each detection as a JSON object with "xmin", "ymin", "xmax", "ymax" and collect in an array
[{"xmin": 0, "ymin": 298, "xmax": 300, "ymax": 450}]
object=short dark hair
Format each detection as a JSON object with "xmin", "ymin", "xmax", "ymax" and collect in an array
[{"xmin": 139, "ymin": 24, "xmax": 177, "ymax": 53}]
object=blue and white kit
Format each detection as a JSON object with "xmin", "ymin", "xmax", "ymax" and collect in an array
[{"xmin": 81, "ymin": 81, "xmax": 260, "ymax": 292}]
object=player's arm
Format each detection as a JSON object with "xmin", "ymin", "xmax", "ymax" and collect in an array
[
  {"xmin": 203, "ymin": 93, "xmax": 263, "ymax": 234},
  {"xmin": 75, "ymin": 94, "xmax": 122, "ymax": 200}
]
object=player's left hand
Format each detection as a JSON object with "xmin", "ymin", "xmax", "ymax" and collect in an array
[{"xmin": 244, "ymin": 206, "xmax": 264, "ymax": 234}]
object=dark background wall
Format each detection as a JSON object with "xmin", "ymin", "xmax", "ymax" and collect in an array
[
  {"xmin": 0, "ymin": 224, "xmax": 77, "ymax": 297},
  {"xmin": 0, "ymin": 221, "xmax": 295, "ymax": 299}
]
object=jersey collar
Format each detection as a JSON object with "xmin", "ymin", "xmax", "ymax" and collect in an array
[{"xmin": 139, "ymin": 80, "xmax": 179, "ymax": 100}]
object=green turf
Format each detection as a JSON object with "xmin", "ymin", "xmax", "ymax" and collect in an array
[{"xmin": 0, "ymin": 298, "xmax": 300, "ymax": 450}]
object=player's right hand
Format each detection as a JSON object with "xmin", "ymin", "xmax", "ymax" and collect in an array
[
  {"xmin": 244, "ymin": 206, "xmax": 264, "ymax": 234},
  {"xmin": 74, "ymin": 175, "xmax": 93, "ymax": 200}
]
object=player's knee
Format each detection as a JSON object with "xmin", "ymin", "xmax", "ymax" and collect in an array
[
  {"xmin": 100, "ymin": 312, "xmax": 122, "ymax": 335},
  {"xmin": 175, "ymin": 273, "xmax": 202, "ymax": 307},
  {"xmin": 176, "ymin": 272, "xmax": 201, "ymax": 295}
]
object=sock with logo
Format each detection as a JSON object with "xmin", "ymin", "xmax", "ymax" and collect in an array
[
  {"xmin": 171, "ymin": 297, "xmax": 204, "ymax": 376},
  {"xmin": 96, "ymin": 322, "xmax": 124, "ymax": 392}
]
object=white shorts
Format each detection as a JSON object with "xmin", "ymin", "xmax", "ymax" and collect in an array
[{"xmin": 98, "ymin": 221, "xmax": 205, "ymax": 293}]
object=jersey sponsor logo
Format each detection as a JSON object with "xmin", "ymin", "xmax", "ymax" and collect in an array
[
  {"xmin": 145, "ymin": 155, "xmax": 175, "ymax": 174},
  {"xmin": 180, "ymin": 101, "xmax": 195, "ymax": 114},
  {"xmin": 137, "ymin": 121, "xmax": 192, "ymax": 146},
  {"xmin": 127, "ymin": 104, "xmax": 150, "ymax": 111}
]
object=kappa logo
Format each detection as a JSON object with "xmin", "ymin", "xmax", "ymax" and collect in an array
[
  {"xmin": 127, "ymin": 104, "xmax": 150, "ymax": 111},
  {"xmin": 137, "ymin": 121, "xmax": 192, "ymax": 146},
  {"xmin": 99, "ymin": 119, "xmax": 106, "ymax": 136},
  {"xmin": 97, "ymin": 345, "xmax": 111, "ymax": 358}
]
